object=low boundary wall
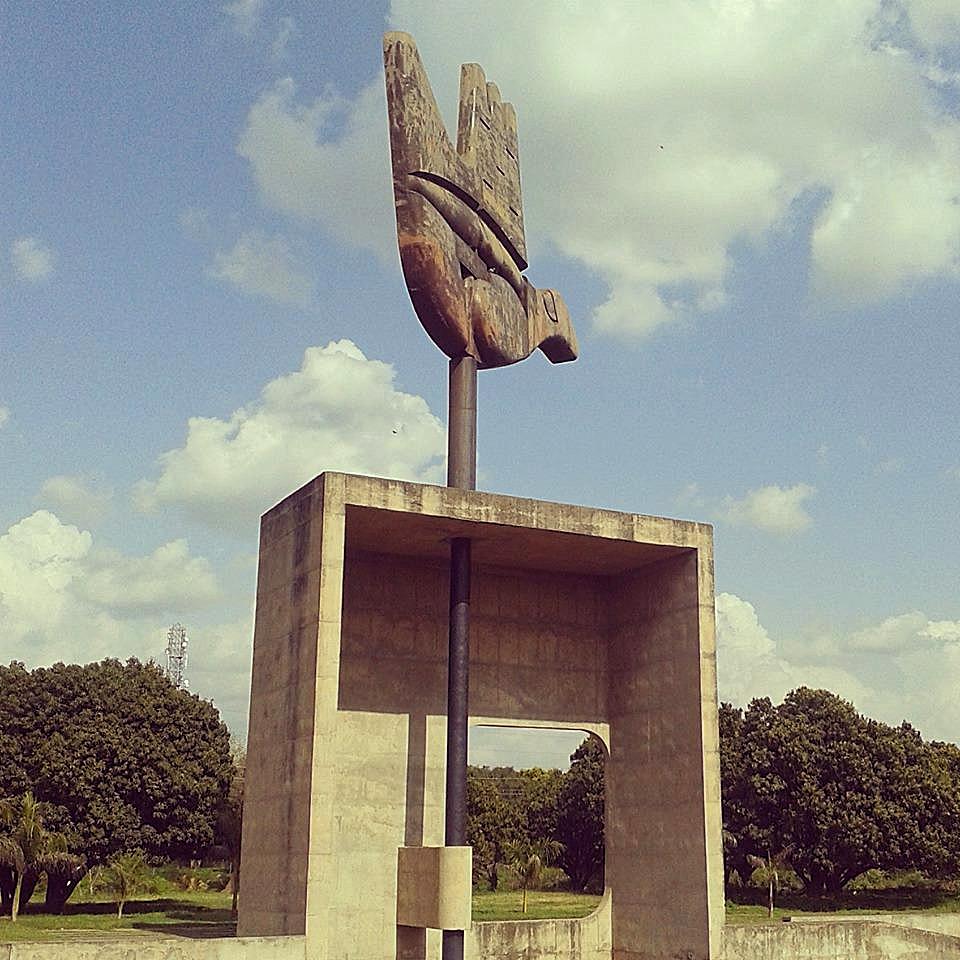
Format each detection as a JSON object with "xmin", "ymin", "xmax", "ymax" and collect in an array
[{"xmin": 5, "ymin": 913, "xmax": 960, "ymax": 960}]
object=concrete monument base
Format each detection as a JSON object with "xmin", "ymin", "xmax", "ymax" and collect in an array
[{"xmin": 239, "ymin": 472, "xmax": 724, "ymax": 960}]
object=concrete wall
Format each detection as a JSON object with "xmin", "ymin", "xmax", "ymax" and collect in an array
[
  {"xmin": 722, "ymin": 919, "xmax": 960, "ymax": 960},
  {"xmin": 468, "ymin": 891, "xmax": 612, "ymax": 960},
  {"xmin": 8, "ymin": 915, "xmax": 960, "ymax": 960},
  {"xmin": 0, "ymin": 935, "xmax": 305, "ymax": 960},
  {"xmin": 240, "ymin": 472, "xmax": 723, "ymax": 960}
]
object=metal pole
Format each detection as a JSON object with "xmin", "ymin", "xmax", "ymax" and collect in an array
[
  {"xmin": 447, "ymin": 355, "xmax": 477, "ymax": 490},
  {"xmin": 443, "ymin": 354, "xmax": 476, "ymax": 960}
]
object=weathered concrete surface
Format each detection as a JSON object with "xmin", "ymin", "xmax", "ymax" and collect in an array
[
  {"xmin": 0, "ymin": 935, "xmax": 305, "ymax": 960},
  {"xmin": 723, "ymin": 919, "xmax": 960, "ymax": 959},
  {"xmin": 791, "ymin": 912, "xmax": 960, "ymax": 938},
  {"xmin": 397, "ymin": 845, "xmax": 472, "ymax": 930},
  {"xmin": 468, "ymin": 891, "xmax": 611, "ymax": 960},
  {"xmin": 241, "ymin": 472, "xmax": 723, "ymax": 960}
]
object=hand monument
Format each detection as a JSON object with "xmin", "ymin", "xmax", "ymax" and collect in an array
[{"xmin": 384, "ymin": 32, "xmax": 578, "ymax": 368}]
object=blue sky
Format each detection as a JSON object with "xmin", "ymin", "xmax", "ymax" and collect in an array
[{"xmin": 2, "ymin": 0, "xmax": 959, "ymax": 769}]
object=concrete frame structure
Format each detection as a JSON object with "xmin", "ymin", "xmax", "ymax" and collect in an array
[{"xmin": 239, "ymin": 472, "xmax": 724, "ymax": 960}]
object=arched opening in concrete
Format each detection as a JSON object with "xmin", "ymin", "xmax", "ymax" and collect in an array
[{"xmin": 467, "ymin": 723, "xmax": 607, "ymax": 921}]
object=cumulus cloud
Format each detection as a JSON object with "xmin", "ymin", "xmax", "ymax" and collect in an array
[
  {"xmin": 848, "ymin": 611, "xmax": 930, "ymax": 650},
  {"xmin": 0, "ymin": 511, "xmax": 219, "ymax": 664},
  {"xmin": 11, "ymin": 236, "xmax": 54, "ymax": 281},
  {"xmin": 78, "ymin": 540, "xmax": 220, "ymax": 615},
  {"xmin": 248, "ymin": 1, "xmax": 960, "ymax": 336},
  {"xmin": 721, "ymin": 483, "xmax": 816, "ymax": 534},
  {"xmin": 134, "ymin": 340, "xmax": 445, "ymax": 528},
  {"xmin": 716, "ymin": 591, "xmax": 960, "ymax": 742},
  {"xmin": 236, "ymin": 77, "xmax": 394, "ymax": 260},
  {"xmin": 208, "ymin": 231, "xmax": 315, "ymax": 305},
  {"xmin": 716, "ymin": 592, "xmax": 873, "ymax": 709},
  {"xmin": 909, "ymin": 0, "xmax": 960, "ymax": 49},
  {"xmin": 185, "ymin": 613, "xmax": 255, "ymax": 736},
  {"xmin": 36, "ymin": 475, "xmax": 112, "ymax": 527},
  {"xmin": 0, "ymin": 510, "xmax": 252, "ymax": 734}
]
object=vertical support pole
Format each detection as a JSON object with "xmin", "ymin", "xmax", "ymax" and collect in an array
[
  {"xmin": 443, "ymin": 354, "xmax": 476, "ymax": 960},
  {"xmin": 447, "ymin": 355, "xmax": 477, "ymax": 490}
]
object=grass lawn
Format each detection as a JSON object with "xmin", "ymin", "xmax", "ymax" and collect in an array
[
  {"xmin": 472, "ymin": 890, "xmax": 601, "ymax": 921},
  {"xmin": 726, "ymin": 895, "xmax": 960, "ymax": 925},
  {"xmin": 0, "ymin": 891, "xmax": 234, "ymax": 943}
]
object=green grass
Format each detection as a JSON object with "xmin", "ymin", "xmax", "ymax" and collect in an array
[
  {"xmin": 725, "ymin": 894, "xmax": 960, "ymax": 926},
  {"xmin": 0, "ymin": 891, "xmax": 234, "ymax": 943},
  {"xmin": 472, "ymin": 890, "xmax": 601, "ymax": 921}
]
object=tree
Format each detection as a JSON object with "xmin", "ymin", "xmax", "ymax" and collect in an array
[
  {"xmin": 38, "ymin": 850, "xmax": 87, "ymax": 914},
  {"xmin": 0, "ymin": 792, "xmax": 59, "ymax": 921},
  {"xmin": 554, "ymin": 737, "xmax": 605, "ymax": 892},
  {"xmin": 215, "ymin": 738, "xmax": 245, "ymax": 919},
  {"xmin": 0, "ymin": 659, "xmax": 234, "ymax": 884},
  {"xmin": 504, "ymin": 838, "xmax": 562, "ymax": 913},
  {"xmin": 747, "ymin": 845, "xmax": 794, "ymax": 917},
  {"xmin": 107, "ymin": 851, "xmax": 149, "ymax": 919},
  {"xmin": 466, "ymin": 769, "xmax": 514, "ymax": 890},
  {"xmin": 720, "ymin": 688, "xmax": 960, "ymax": 894}
]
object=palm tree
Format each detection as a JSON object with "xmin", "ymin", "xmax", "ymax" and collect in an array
[
  {"xmin": 505, "ymin": 838, "xmax": 563, "ymax": 914},
  {"xmin": 107, "ymin": 851, "xmax": 148, "ymax": 919},
  {"xmin": 0, "ymin": 792, "xmax": 55, "ymax": 922},
  {"xmin": 747, "ymin": 844, "xmax": 795, "ymax": 917}
]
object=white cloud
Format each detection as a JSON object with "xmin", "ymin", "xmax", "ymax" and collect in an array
[
  {"xmin": 236, "ymin": 78, "xmax": 394, "ymax": 260},
  {"xmin": 721, "ymin": 482, "xmax": 816, "ymax": 534},
  {"xmin": 0, "ymin": 510, "xmax": 250, "ymax": 734},
  {"xmin": 909, "ymin": 0, "xmax": 960, "ymax": 49},
  {"xmin": 78, "ymin": 539, "xmax": 220, "ymax": 615},
  {"xmin": 848, "ymin": 611, "xmax": 929, "ymax": 650},
  {"xmin": 208, "ymin": 231, "xmax": 315, "ymax": 306},
  {"xmin": 36, "ymin": 475, "xmax": 112, "ymax": 527},
  {"xmin": 0, "ymin": 406, "xmax": 9, "ymax": 429},
  {"xmin": 715, "ymin": 592, "xmax": 873, "ymax": 709},
  {"xmin": 0, "ymin": 511, "xmax": 219, "ymax": 664},
  {"xmin": 223, "ymin": 0, "xmax": 263, "ymax": 35},
  {"xmin": 134, "ymin": 339, "xmax": 445, "ymax": 528},
  {"xmin": 716, "ymin": 592, "xmax": 960, "ymax": 742},
  {"xmin": 11, "ymin": 236, "xmax": 54, "ymax": 281},
  {"xmin": 252, "ymin": 0, "xmax": 960, "ymax": 336}
]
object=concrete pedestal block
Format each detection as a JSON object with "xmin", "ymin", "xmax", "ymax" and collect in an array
[
  {"xmin": 240, "ymin": 473, "xmax": 723, "ymax": 960},
  {"xmin": 397, "ymin": 846, "xmax": 472, "ymax": 930}
]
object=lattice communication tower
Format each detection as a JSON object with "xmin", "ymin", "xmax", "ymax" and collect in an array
[{"xmin": 165, "ymin": 622, "xmax": 189, "ymax": 689}]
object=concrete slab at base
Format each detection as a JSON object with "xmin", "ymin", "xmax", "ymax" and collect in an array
[{"xmin": 239, "ymin": 473, "xmax": 724, "ymax": 960}]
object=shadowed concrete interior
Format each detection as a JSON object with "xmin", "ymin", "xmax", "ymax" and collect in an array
[{"xmin": 239, "ymin": 473, "xmax": 724, "ymax": 960}]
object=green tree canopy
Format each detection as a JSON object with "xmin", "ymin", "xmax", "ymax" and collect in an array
[
  {"xmin": 0, "ymin": 658, "xmax": 234, "ymax": 868},
  {"xmin": 721, "ymin": 688, "xmax": 960, "ymax": 893},
  {"xmin": 554, "ymin": 736, "xmax": 605, "ymax": 892}
]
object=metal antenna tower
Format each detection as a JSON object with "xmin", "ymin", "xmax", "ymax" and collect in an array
[{"xmin": 165, "ymin": 623, "xmax": 189, "ymax": 689}]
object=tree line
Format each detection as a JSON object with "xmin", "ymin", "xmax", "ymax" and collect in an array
[
  {"xmin": 0, "ymin": 658, "xmax": 236, "ymax": 917},
  {"xmin": 468, "ymin": 688, "xmax": 960, "ymax": 899},
  {"xmin": 721, "ymin": 687, "xmax": 960, "ymax": 895},
  {"xmin": 5, "ymin": 657, "xmax": 959, "ymax": 915},
  {"xmin": 467, "ymin": 736, "xmax": 605, "ymax": 894}
]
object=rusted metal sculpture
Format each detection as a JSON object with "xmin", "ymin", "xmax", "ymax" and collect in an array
[
  {"xmin": 384, "ymin": 32, "xmax": 578, "ymax": 369},
  {"xmin": 384, "ymin": 34, "xmax": 577, "ymax": 960}
]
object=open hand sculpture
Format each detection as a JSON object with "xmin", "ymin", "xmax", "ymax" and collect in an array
[{"xmin": 384, "ymin": 33, "xmax": 578, "ymax": 369}]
